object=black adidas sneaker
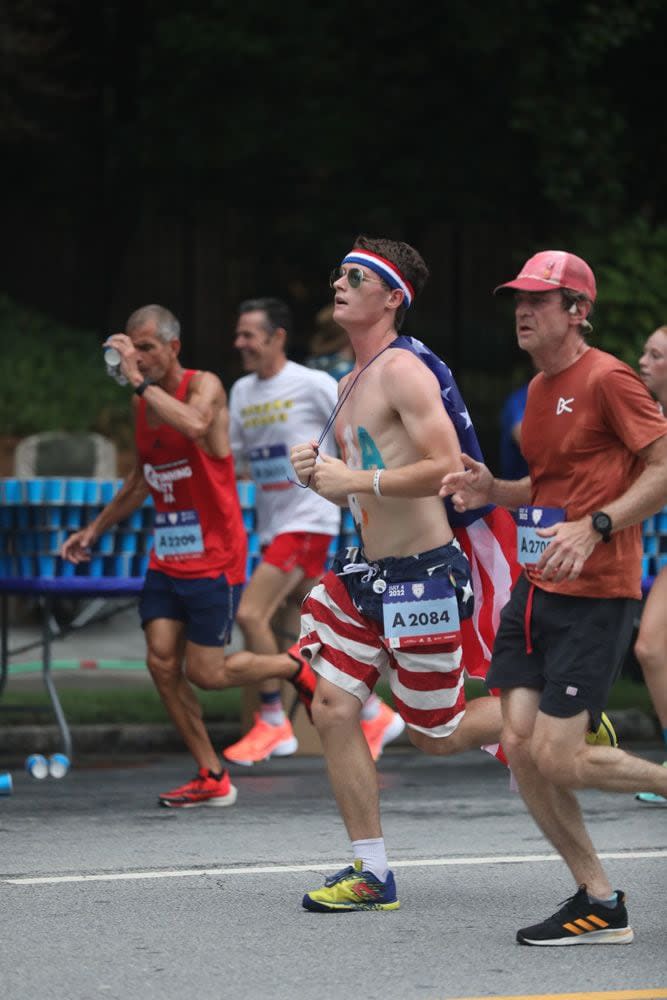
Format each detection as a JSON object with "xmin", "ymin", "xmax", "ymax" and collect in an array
[{"xmin": 517, "ymin": 886, "xmax": 634, "ymax": 946}]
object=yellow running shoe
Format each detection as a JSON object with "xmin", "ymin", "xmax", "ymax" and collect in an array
[
  {"xmin": 586, "ymin": 711, "xmax": 618, "ymax": 748},
  {"xmin": 302, "ymin": 859, "xmax": 400, "ymax": 913}
]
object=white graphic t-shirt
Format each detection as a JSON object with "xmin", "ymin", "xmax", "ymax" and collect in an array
[{"xmin": 229, "ymin": 361, "xmax": 341, "ymax": 543}]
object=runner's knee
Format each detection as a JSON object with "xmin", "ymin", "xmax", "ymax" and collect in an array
[
  {"xmin": 234, "ymin": 602, "xmax": 265, "ymax": 634},
  {"xmin": 185, "ymin": 656, "xmax": 226, "ymax": 690},
  {"xmin": 499, "ymin": 725, "xmax": 532, "ymax": 768},
  {"xmin": 311, "ymin": 688, "xmax": 360, "ymax": 731},
  {"xmin": 634, "ymin": 632, "xmax": 660, "ymax": 673},
  {"xmin": 146, "ymin": 649, "xmax": 181, "ymax": 688},
  {"xmin": 531, "ymin": 739, "xmax": 578, "ymax": 785}
]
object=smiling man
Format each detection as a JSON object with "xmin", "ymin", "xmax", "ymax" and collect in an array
[
  {"xmin": 441, "ymin": 250, "xmax": 667, "ymax": 945},
  {"xmin": 225, "ymin": 299, "xmax": 340, "ymax": 763},
  {"xmin": 62, "ymin": 304, "xmax": 248, "ymax": 808}
]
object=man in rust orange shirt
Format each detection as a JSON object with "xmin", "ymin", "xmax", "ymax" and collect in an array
[{"xmin": 441, "ymin": 250, "xmax": 667, "ymax": 947}]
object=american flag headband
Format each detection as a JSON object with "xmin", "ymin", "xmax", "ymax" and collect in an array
[{"xmin": 341, "ymin": 251, "xmax": 414, "ymax": 309}]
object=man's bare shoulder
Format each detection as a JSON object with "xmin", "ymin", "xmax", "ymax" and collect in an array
[
  {"xmin": 380, "ymin": 348, "xmax": 440, "ymax": 390},
  {"xmin": 187, "ymin": 369, "xmax": 227, "ymax": 405}
]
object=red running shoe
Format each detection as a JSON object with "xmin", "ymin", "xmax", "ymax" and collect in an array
[
  {"xmin": 286, "ymin": 643, "xmax": 317, "ymax": 720},
  {"xmin": 158, "ymin": 768, "xmax": 238, "ymax": 809}
]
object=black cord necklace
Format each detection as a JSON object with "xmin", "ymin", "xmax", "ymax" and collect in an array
[{"xmin": 290, "ymin": 339, "xmax": 395, "ymax": 488}]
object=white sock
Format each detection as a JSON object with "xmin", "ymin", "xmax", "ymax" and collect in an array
[
  {"xmin": 259, "ymin": 702, "xmax": 286, "ymax": 726},
  {"xmin": 352, "ymin": 837, "xmax": 388, "ymax": 882},
  {"xmin": 360, "ymin": 693, "xmax": 381, "ymax": 721}
]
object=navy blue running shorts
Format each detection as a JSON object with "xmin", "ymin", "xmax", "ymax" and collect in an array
[
  {"xmin": 138, "ymin": 569, "xmax": 242, "ymax": 647},
  {"xmin": 486, "ymin": 575, "xmax": 639, "ymax": 727},
  {"xmin": 330, "ymin": 540, "xmax": 474, "ymax": 626}
]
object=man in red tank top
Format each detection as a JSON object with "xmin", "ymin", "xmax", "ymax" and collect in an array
[{"xmin": 62, "ymin": 304, "xmax": 251, "ymax": 807}]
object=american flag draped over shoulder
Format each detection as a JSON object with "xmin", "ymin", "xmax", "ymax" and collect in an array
[{"xmin": 390, "ymin": 335, "xmax": 521, "ymax": 682}]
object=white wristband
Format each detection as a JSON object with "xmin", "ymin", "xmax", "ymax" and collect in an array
[{"xmin": 372, "ymin": 469, "xmax": 383, "ymax": 497}]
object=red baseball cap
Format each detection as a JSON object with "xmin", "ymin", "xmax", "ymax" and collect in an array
[{"xmin": 494, "ymin": 250, "xmax": 597, "ymax": 302}]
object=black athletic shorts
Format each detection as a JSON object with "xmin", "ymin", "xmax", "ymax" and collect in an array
[{"xmin": 486, "ymin": 575, "xmax": 639, "ymax": 727}]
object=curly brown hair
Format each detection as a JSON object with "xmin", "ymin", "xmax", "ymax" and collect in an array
[{"xmin": 352, "ymin": 234, "xmax": 430, "ymax": 329}]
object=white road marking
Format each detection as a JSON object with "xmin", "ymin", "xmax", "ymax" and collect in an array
[{"xmin": 3, "ymin": 848, "xmax": 666, "ymax": 887}]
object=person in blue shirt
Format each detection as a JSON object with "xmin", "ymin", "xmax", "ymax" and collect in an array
[{"xmin": 499, "ymin": 382, "xmax": 529, "ymax": 479}]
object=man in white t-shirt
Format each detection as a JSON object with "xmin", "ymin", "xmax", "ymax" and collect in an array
[{"xmin": 225, "ymin": 297, "xmax": 404, "ymax": 764}]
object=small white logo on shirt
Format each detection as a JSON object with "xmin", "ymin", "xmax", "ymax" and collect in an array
[
  {"xmin": 556, "ymin": 396, "xmax": 574, "ymax": 415},
  {"xmin": 566, "ymin": 685, "xmax": 578, "ymax": 697}
]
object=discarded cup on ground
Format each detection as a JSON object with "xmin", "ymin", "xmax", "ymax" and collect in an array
[
  {"xmin": 48, "ymin": 754, "xmax": 71, "ymax": 779},
  {"xmin": 25, "ymin": 754, "xmax": 49, "ymax": 780},
  {"xmin": 0, "ymin": 772, "xmax": 13, "ymax": 795}
]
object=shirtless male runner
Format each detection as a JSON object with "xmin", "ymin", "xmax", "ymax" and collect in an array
[
  {"xmin": 225, "ymin": 297, "xmax": 403, "ymax": 765},
  {"xmin": 285, "ymin": 234, "xmax": 511, "ymax": 912}
]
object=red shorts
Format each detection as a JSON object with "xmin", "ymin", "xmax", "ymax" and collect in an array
[{"xmin": 262, "ymin": 532, "xmax": 334, "ymax": 579}]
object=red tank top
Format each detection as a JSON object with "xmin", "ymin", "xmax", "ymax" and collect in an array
[{"xmin": 135, "ymin": 370, "xmax": 247, "ymax": 582}]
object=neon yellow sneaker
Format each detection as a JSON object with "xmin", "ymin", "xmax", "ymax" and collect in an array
[
  {"xmin": 302, "ymin": 859, "xmax": 400, "ymax": 913},
  {"xmin": 586, "ymin": 712, "xmax": 618, "ymax": 748}
]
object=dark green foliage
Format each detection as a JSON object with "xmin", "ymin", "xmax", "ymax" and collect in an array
[
  {"xmin": 2, "ymin": 0, "xmax": 667, "ymax": 404},
  {"xmin": 578, "ymin": 219, "xmax": 667, "ymax": 366},
  {"xmin": 0, "ymin": 295, "xmax": 132, "ymax": 441}
]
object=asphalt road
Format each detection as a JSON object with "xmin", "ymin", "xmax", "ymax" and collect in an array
[{"xmin": 1, "ymin": 748, "xmax": 666, "ymax": 1000}]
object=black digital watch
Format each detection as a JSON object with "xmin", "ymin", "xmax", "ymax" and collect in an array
[{"xmin": 591, "ymin": 511, "xmax": 613, "ymax": 543}]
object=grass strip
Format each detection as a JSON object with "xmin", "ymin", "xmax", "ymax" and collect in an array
[
  {"xmin": 0, "ymin": 673, "xmax": 655, "ymax": 726},
  {"xmin": 8, "ymin": 660, "xmax": 147, "ymax": 675}
]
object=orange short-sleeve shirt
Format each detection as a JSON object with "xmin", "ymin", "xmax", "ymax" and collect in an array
[{"xmin": 521, "ymin": 348, "xmax": 667, "ymax": 598}]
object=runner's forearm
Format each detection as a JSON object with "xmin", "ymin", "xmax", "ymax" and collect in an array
[
  {"xmin": 596, "ymin": 436, "xmax": 667, "ymax": 533},
  {"xmin": 489, "ymin": 476, "xmax": 532, "ymax": 510},
  {"xmin": 351, "ymin": 459, "xmax": 454, "ymax": 500},
  {"xmin": 86, "ymin": 471, "xmax": 149, "ymax": 539}
]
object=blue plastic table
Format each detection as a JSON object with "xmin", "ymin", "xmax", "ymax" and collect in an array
[{"xmin": 0, "ymin": 576, "xmax": 144, "ymax": 761}]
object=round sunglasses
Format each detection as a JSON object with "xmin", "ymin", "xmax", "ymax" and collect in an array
[{"xmin": 329, "ymin": 266, "xmax": 386, "ymax": 290}]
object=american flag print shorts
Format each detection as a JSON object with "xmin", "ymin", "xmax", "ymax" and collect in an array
[{"xmin": 299, "ymin": 542, "xmax": 474, "ymax": 737}]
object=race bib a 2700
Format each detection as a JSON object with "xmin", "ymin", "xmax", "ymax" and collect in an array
[
  {"xmin": 382, "ymin": 578, "xmax": 461, "ymax": 651},
  {"xmin": 154, "ymin": 510, "xmax": 204, "ymax": 560},
  {"xmin": 513, "ymin": 506, "xmax": 566, "ymax": 565}
]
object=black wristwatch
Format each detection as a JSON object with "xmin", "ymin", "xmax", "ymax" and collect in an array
[
  {"xmin": 590, "ymin": 510, "xmax": 612, "ymax": 543},
  {"xmin": 134, "ymin": 378, "xmax": 152, "ymax": 396}
]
